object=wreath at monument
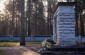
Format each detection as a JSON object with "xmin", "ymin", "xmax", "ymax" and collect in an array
[{"xmin": 41, "ymin": 38, "xmax": 56, "ymax": 49}]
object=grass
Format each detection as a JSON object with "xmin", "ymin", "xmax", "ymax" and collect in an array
[
  {"xmin": 0, "ymin": 42, "xmax": 41, "ymax": 55},
  {"xmin": 26, "ymin": 42, "xmax": 41, "ymax": 50},
  {"xmin": 0, "ymin": 42, "xmax": 41, "ymax": 47},
  {"xmin": 0, "ymin": 50, "xmax": 5, "ymax": 55},
  {"xmin": 0, "ymin": 42, "xmax": 19, "ymax": 47},
  {"xmin": 26, "ymin": 42, "xmax": 41, "ymax": 45}
]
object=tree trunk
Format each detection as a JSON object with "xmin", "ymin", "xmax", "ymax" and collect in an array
[
  {"xmin": 11, "ymin": 0, "xmax": 14, "ymax": 36},
  {"xmin": 20, "ymin": 0, "xmax": 25, "ymax": 45},
  {"xmin": 28, "ymin": 0, "xmax": 31, "ymax": 36},
  {"xmin": 75, "ymin": 1, "xmax": 79, "ymax": 36},
  {"xmin": 80, "ymin": 13, "xmax": 84, "ymax": 36}
]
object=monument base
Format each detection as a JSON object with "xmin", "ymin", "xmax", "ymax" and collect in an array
[{"xmin": 57, "ymin": 37, "xmax": 76, "ymax": 46}]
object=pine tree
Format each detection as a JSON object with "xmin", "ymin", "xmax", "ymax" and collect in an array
[{"xmin": 20, "ymin": 0, "xmax": 25, "ymax": 45}]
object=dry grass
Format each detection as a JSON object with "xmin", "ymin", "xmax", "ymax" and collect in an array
[
  {"xmin": 26, "ymin": 42, "xmax": 41, "ymax": 50},
  {"xmin": 0, "ymin": 50, "xmax": 5, "ymax": 55},
  {"xmin": 0, "ymin": 42, "xmax": 41, "ymax": 47},
  {"xmin": 0, "ymin": 42, "xmax": 19, "ymax": 47}
]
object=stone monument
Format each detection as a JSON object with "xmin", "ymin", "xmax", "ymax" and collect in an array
[{"xmin": 53, "ymin": 2, "xmax": 76, "ymax": 46}]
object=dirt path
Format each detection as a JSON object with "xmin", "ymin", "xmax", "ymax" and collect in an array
[{"xmin": 0, "ymin": 46, "xmax": 40, "ymax": 55}]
